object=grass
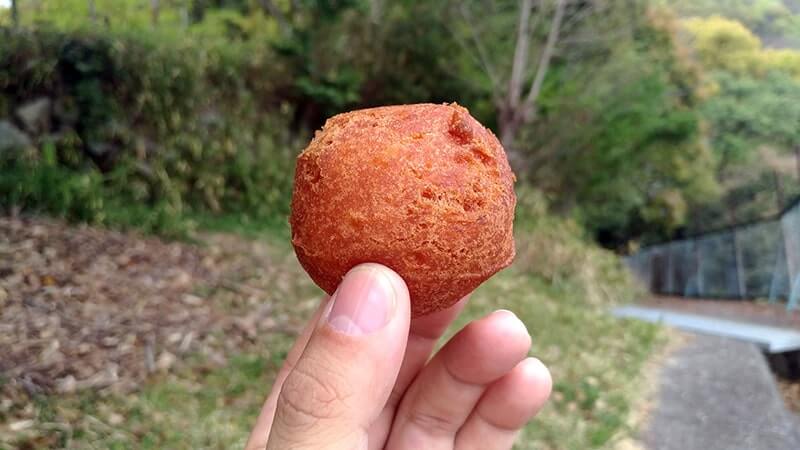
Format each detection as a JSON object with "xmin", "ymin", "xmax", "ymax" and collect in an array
[
  {"xmin": 0, "ymin": 183, "xmax": 662, "ymax": 449},
  {"xmin": 189, "ymin": 211, "xmax": 290, "ymax": 242},
  {"xmin": 3, "ymin": 216, "xmax": 663, "ymax": 450},
  {"xmin": 466, "ymin": 272, "xmax": 661, "ymax": 449},
  {"xmin": 10, "ymin": 350, "xmax": 291, "ymax": 449},
  {"xmin": 0, "ymin": 146, "xmax": 294, "ymax": 243}
]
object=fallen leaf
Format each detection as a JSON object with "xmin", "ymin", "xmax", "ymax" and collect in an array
[{"xmin": 9, "ymin": 419, "xmax": 34, "ymax": 431}]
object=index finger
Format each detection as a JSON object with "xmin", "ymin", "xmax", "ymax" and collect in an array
[
  {"xmin": 368, "ymin": 295, "xmax": 469, "ymax": 448},
  {"xmin": 244, "ymin": 296, "xmax": 330, "ymax": 450}
]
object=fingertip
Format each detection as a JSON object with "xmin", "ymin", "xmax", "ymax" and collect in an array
[
  {"xmin": 349, "ymin": 263, "xmax": 410, "ymax": 305},
  {"xmin": 490, "ymin": 309, "xmax": 531, "ymax": 348},
  {"xmin": 454, "ymin": 356, "xmax": 553, "ymax": 441},
  {"xmin": 491, "ymin": 309, "xmax": 527, "ymax": 331},
  {"xmin": 518, "ymin": 357, "xmax": 553, "ymax": 401}
]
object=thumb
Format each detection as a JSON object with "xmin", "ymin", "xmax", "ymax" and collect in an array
[{"xmin": 266, "ymin": 263, "xmax": 411, "ymax": 449}]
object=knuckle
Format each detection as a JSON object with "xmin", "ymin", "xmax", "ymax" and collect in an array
[
  {"xmin": 274, "ymin": 357, "xmax": 351, "ymax": 432},
  {"xmin": 406, "ymin": 407, "xmax": 461, "ymax": 436}
]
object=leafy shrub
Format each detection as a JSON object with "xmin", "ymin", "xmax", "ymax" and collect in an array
[
  {"xmin": 0, "ymin": 143, "xmax": 189, "ymax": 236},
  {"xmin": 513, "ymin": 188, "xmax": 642, "ymax": 307},
  {"xmin": 0, "ymin": 26, "xmax": 298, "ymax": 231}
]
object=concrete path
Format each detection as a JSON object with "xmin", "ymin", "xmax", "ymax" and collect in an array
[
  {"xmin": 639, "ymin": 334, "xmax": 800, "ymax": 450},
  {"xmin": 613, "ymin": 306, "xmax": 800, "ymax": 353}
]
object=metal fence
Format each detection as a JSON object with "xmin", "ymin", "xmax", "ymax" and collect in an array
[{"xmin": 626, "ymin": 200, "xmax": 800, "ymax": 310}]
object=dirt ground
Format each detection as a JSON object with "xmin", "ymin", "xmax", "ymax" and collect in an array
[
  {"xmin": 777, "ymin": 379, "xmax": 800, "ymax": 413},
  {"xmin": 0, "ymin": 215, "xmax": 318, "ymax": 410}
]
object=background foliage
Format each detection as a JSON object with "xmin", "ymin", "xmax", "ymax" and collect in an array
[{"xmin": 1, "ymin": 0, "xmax": 799, "ymax": 245}]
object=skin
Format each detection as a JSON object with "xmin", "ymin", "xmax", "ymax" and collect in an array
[{"xmin": 245, "ymin": 263, "xmax": 552, "ymax": 450}]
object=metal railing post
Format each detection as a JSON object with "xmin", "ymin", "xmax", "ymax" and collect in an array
[{"xmin": 733, "ymin": 229, "xmax": 747, "ymax": 299}]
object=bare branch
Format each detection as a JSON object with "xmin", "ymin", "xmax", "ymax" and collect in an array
[
  {"xmin": 151, "ymin": 0, "xmax": 160, "ymax": 26},
  {"xmin": 260, "ymin": 0, "xmax": 292, "ymax": 37},
  {"xmin": 444, "ymin": 22, "xmax": 499, "ymax": 94},
  {"xmin": 559, "ymin": 0, "xmax": 605, "ymax": 34},
  {"xmin": 524, "ymin": 0, "xmax": 567, "ymax": 113},
  {"xmin": 11, "ymin": 0, "xmax": 18, "ymax": 27},
  {"xmin": 369, "ymin": 0, "xmax": 384, "ymax": 24},
  {"xmin": 559, "ymin": 27, "xmax": 633, "ymax": 45},
  {"xmin": 436, "ymin": 50, "xmax": 500, "ymax": 93},
  {"xmin": 456, "ymin": 2, "xmax": 501, "ymax": 93},
  {"xmin": 88, "ymin": 0, "xmax": 96, "ymax": 24},
  {"xmin": 508, "ymin": 0, "xmax": 535, "ymax": 109}
]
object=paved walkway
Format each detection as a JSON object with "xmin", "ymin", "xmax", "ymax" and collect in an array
[
  {"xmin": 613, "ymin": 306, "xmax": 800, "ymax": 352},
  {"xmin": 639, "ymin": 334, "xmax": 800, "ymax": 450}
]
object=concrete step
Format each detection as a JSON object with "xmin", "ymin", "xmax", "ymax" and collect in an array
[{"xmin": 612, "ymin": 305, "xmax": 800, "ymax": 353}]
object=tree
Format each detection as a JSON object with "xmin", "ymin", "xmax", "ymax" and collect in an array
[
  {"xmin": 11, "ymin": 0, "xmax": 18, "ymax": 27},
  {"xmin": 661, "ymin": 0, "xmax": 800, "ymax": 48},
  {"xmin": 529, "ymin": 6, "xmax": 718, "ymax": 244},
  {"xmin": 680, "ymin": 16, "xmax": 800, "ymax": 80},
  {"xmin": 496, "ymin": 0, "xmax": 566, "ymax": 160},
  {"xmin": 762, "ymin": 48, "xmax": 800, "ymax": 79},
  {"xmin": 422, "ymin": 1, "xmax": 722, "ymax": 244},
  {"xmin": 698, "ymin": 71, "xmax": 800, "ymax": 223},
  {"xmin": 671, "ymin": 14, "xmax": 800, "ymax": 228},
  {"xmin": 88, "ymin": 0, "xmax": 96, "ymax": 23},
  {"xmin": 681, "ymin": 16, "xmax": 762, "ymax": 76},
  {"xmin": 445, "ymin": 0, "xmax": 580, "ymax": 167},
  {"xmin": 704, "ymin": 71, "xmax": 800, "ymax": 171},
  {"xmin": 258, "ymin": 0, "xmax": 290, "ymax": 36}
]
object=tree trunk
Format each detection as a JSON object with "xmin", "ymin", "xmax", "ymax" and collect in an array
[
  {"xmin": 498, "ymin": 0, "xmax": 566, "ymax": 174},
  {"xmin": 725, "ymin": 196, "xmax": 738, "ymax": 225},
  {"xmin": 260, "ymin": 0, "xmax": 291, "ymax": 36},
  {"xmin": 507, "ymin": 0, "xmax": 534, "ymax": 112},
  {"xmin": 151, "ymin": 0, "xmax": 160, "ymax": 26},
  {"xmin": 497, "ymin": 107, "xmax": 525, "ymax": 172},
  {"xmin": 11, "ymin": 0, "xmax": 18, "ymax": 27},
  {"xmin": 783, "ymin": 216, "xmax": 800, "ymax": 294},
  {"xmin": 695, "ymin": 244, "xmax": 705, "ymax": 297},
  {"xmin": 499, "ymin": 120, "xmax": 517, "ymax": 151},
  {"xmin": 795, "ymin": 146, "xmax": 800, "ymax": 180},
  {"xmin": 498, "ymin": 105, "xmax": 516, "ymax": 149},
  {"xmin": 524, "ymin": 0, "xmax": 566, "ymax": 111},
  {"xmin": 732, "ymin": 229, "xmax": 747, "ymax": 299},
  {"xmin": 88, "ymin": 0, "xmax": 96, "ymax": 24},
  {"xmin": 774, "ymin": 170, "xmax": 785, "ymax": 212},
  {"xmin": 369, "ymin": 0, "xmax": 383, "ymax": 24},
  {"xmin": 180, "ymin": 6, "xmax": 189, "ymax": 28}
]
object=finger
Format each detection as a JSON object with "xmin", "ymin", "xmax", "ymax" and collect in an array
[
  {"xmin": 369, "ymin": 297, "xmax": 468, "ymax": 447},
  {"xmin": 385, "ymin": 310, "xmax": 531, "ymax": 450},
  {"xmin": 266, "ymin": 264, "xmax": 411, "ymax": 449},
  {"xmin": 244, "ymin": 297, "xmax": 329, "ymax": 450},
  {"xmin": 454, "ymin": 357, "xmax": 552, "ymax": 450},
  {"xmin": 395, "ymin": 296, "xmax": 469, "ymax": 405}
]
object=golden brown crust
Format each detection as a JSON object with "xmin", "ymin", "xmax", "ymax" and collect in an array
[{"xmin": 290, "ymin": 103, "xmax": 516, "ymax": 317}]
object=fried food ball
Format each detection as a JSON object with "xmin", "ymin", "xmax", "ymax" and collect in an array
[{"xmin": 290, "ymin": 103, "xmax": 516, "ymax": 317}]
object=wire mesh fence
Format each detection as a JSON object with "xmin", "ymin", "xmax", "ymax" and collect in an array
[{"xmin": 626, "ymin": 200, "xmax": 800, "ymax": 310}]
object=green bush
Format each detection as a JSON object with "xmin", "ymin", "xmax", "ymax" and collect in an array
[
  {"xmin": 513, "ymin": 188, "xmax": 643, "ymax": 308},
  {"xmin": 0, "ymin": 143, "xmax": 190, "ymax": 236},
  {"xmin": 0, "ymin": 26, "xmax": 298, "ymax": 232}
]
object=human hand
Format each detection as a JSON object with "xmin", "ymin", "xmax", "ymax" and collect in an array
[{"xmin": 245, "ymin": 263, "xmax": 552, "ymax": 449}]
